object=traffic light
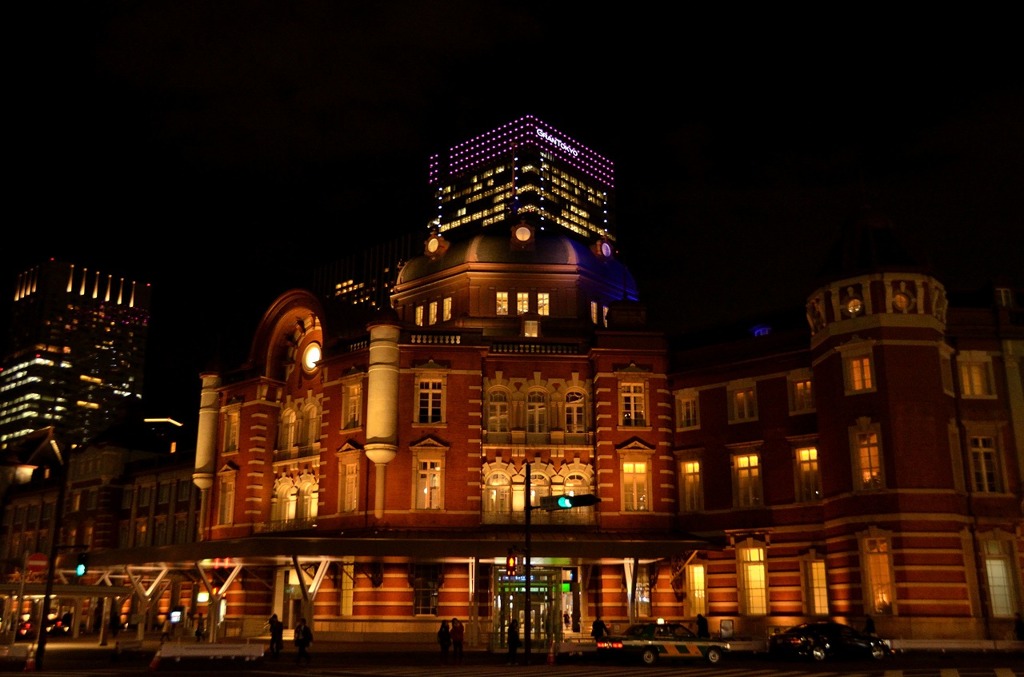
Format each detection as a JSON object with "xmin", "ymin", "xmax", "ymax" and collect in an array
[
  {"xmin": 505, "ymin": 550, "xmax": 517, "ymax": 577},
  {"xmin": 540, "ymin": 494, "xmax": 601, "ymax": 511},
  {"xmin": 75, "ymin": 552, "xmax": 88, "ymax": 577}
]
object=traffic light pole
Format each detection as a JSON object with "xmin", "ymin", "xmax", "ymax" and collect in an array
[
  {"xmin": 35, "ymin": 455, "xmax": 67, "ymax": 670},
  {"xmin": 523, "ymin": 461, "xmax": 533, "ymax": 664}
]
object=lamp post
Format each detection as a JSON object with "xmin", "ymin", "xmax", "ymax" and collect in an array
[{"xmin": 22, "ymin": 429, "xmax": 67, "ymax": 671}]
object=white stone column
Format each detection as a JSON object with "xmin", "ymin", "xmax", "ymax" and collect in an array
[{"xmin": 365, "ymin": 320, "xmax": 400, "ymax": 519}]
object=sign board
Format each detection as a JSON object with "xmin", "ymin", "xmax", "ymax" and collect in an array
[{"xmin": 26, "ymin": 552, "xmax": 48, "ymax": 573}]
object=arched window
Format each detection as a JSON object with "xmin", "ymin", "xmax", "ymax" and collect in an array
[
  {"xmin": 278, "ymin": 409, "xmax": 297, "ymax": 450},
  {"xmin": 484, "ymin": 472, "xmax": 512, "ymax": 515},
  {"xmin": 298, "ymin": 481, "xmax": 319, "ymax": 520},
  {"xmin": 529, "ymin": 470, "xmax": 550, "ymax": 509},
  {"xmin": 488, "ymin": 390, "xmax": 509, "ymax": 432},
  {"xmin": 298, "ymin": 403, "xmax": 320, "ymax": 448},
  {"xmin": 564, "ymin": 390, "xmax": 586, "ymax": 433},
  {"xmin": 527, "ymin": 391, "xmax": 547, "ymax": 433}
]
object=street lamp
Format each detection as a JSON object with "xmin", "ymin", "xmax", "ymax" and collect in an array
[{"xmin": 17, "ymin": 427, "xmax": 68, "ymax": 671}]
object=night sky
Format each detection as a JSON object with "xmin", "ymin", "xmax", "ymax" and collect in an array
[{"xmin": 4, "ymin": 2, "xmax": 1022, "ymax": 432}]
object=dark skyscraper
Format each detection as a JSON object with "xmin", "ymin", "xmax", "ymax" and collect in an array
[{"xmin": 0, "ymin": 260, "xmax": 150, "ymax": 449}]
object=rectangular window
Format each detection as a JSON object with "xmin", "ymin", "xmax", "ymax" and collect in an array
[
  {"xmin": 960, "ymin": 361, "xmax": 994, "ymax": 397},
  {"xmin": 805, "ymin": 557, "xmax": 828, "ymax": 615},
  {"xmin": 620, "ymin": 383, "xmax": 646, "ymax": 426},
  {"xmin": 537, "ymin": 292, "xmax": 549, "ymax": 316},
  {"xmin": 341, "ymin": 461, "xmax": 358, "ymax": 513},
  {"xmin": 340, "ymin": 562, "xmax": 354, "ymax": 616},
  {"xmin": 412, "ymin": 564, "xmax": 441, "ymax": 615},
  {"xmin": 856, "ymin": 431, "xmax": 883, "ymax": 489},
  {"xmin": 969, "ymin": 436, "xmax": 1001, "ymax": 492},
  {"xmin": 795, "ymin": 446, "xmax": 821, "ymax": 502},
  {"xmin": 523, "ymin": 320, "xmax": 539, "ymax": 337},
  {"xmin": 223, "ymin": 410, "xmax": 240, "ymax": 452},
  {"xmin": 496, "ymin": 291, "xmax": 509, "ymax": 316},
  {"xmin": 417, "ymin": 460, "xmax": 442, "ymax": 509},
  {"xmin": 428, "ymin": 301, "xmax": 438, "ymax": 325},
  {"xmin": 157, "ymin": 483, "xmax": 170, "ymax": 505},
  {"xmin": 442, "ymin": 297, "xmax": 452, "ymax": 321},
  {"xmin": 733, "ymin": 453, "xmax": 762, "ymax": 507},
  {"xmin": 681, "ymin": 461, "xmax": 702, "ymax": 512},
  {"xmin": 739, "ymin": 545, "xmax": 767, "ymax": 615},
  {"xmin": 848, "ymin": 355, "xmax": 873, "ymax": 391},
  {"xmin": 517, "ymin": 292, "xmax": 529, "ymax": 314},
  {"xmin": 863, "ymin": 537, "xmax": 894, "ymax": 614},
  {"xmin": 687, "ymin": 564, "xmax": 707, "ymax": 616},
  {"xmin": 677, "ymin": 392, "xmax": 699, "ymax": 429},
  {"xmin": 730, "ymin": 386, "xmax": 757, "ymax": 422},
  {"xmin": 982, "ymin": 540, "xmax": 1016, "ymax": 616},
  {"xmin": 343, "ymin": 382, "xmax": 362, "ymax": 429},
  {"xmin": 791, "ymin": 378, "xmax": 814, "ymax": 413},
  {"xmin": 217, "ymin": 476, "xmax": 234, "ymax": 525},
  {"xmin": 590, "ymin": 301, "xmax": 598, "ymax": 324},
  {"xmin": 416, "ymin": 378, "xmax": 443, "ymax": 423},
  {"xmin": 121, "ymin": 487, "xmax": 133, "ymax": 510},
  {"xmin": 415, "ymin": 305, "xmax": 424, "ymax": 326},
  {"xmin": 623, "ymin": 461, "xmax": 649, "ymax": 511}
]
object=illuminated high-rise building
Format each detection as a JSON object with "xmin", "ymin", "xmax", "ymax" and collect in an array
[
  {"xmin": 0, "ymin": 259, "xmax": 151, "ymax": 450},
  {"xmin": 427, "ymin": 114, "xmax": 616, "ymax": 245}
]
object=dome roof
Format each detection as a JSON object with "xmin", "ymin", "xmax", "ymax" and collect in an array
[{"xmin": 397, "ymin": 231, "xmax": 637, "ymax": 295}]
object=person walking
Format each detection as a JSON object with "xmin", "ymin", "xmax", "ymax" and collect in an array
[
  {"xmin": 590, "ymin": 616, "xmax": 608, "ymax": 640},
  {"xmin": 450, "ymin": 617, "xmax": 465, "ymax": 664},
  {"xmin": 267, "ymin": 613, "xmax": 284, "ymax": 658},
  {"xmin": 563, "ymin": 611, "xmax": 571, "ymax": 629},
  {"xmin": 507, "ymin": 618, "xmax": 521, "ymax": 665},
  {"xmin": 437, "ymin": 619, "xmax": 451, "ymax": 663},
  {"xmin": 864, "ymin": 615, "xmax": 876, "ymax": 636},
  {"xmin": 194, "ymin": 615, "xmax": 205, "ymax": 642},
  {"xmin": 696, "ymin": 613, "xmax": 709, "ymax": 638},
  {"xmin": 293, "ymin": 617, "xmax": 313, "ymax": 663}
]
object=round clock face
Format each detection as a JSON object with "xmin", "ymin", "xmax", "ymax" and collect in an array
[
  {"xmin": 601, "ymin": 242, "xmax": 612, "ymax": 257},
  {"xmin": 426, "ymin": 237, "xmax": 439, "ymax": 253},
  {"xmin": 846, "ymin": 297, "xmax": 863, "ymax": 315},
  {"xmin": 514, "ymin": 225, "xmax": 532, "ymax": 242},
  {"xmin": 893, "ymin": 292, "xmax": 910, "ymax": 310},
  {"xmin": 302, "ymin": 342, "xmax": 321, "ymax": 371}
]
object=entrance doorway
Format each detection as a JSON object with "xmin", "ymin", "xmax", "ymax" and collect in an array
[{"xmin": 494, "ymin": 566, "xmax": 563, "ymax": 652}]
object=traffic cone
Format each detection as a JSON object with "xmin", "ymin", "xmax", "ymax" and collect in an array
[
  {"xmin": 22, "ymin": 647, "xmax": 35, "ymax": 672},
  {"xmin": 148, "ymin": 649, "xmax": 161, "ymax": 671},
  {"xmin": 547, "ymin": 639, "xmax": 557, "ymax": 665}
]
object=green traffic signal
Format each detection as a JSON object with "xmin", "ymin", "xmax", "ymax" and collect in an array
[
  {"xmin": 75, "ymin": 552, "xmax": 88, "ymax": 577},
  {"xmin": 550, "ymin": 494, "xmax": 601, "ymax": 510}
]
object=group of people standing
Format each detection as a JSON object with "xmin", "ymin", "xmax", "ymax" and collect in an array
[
  {"xmin": 266, "ymin": 614, "xmax": 313, "ymax": 663},
  {"xmin": 436, "ymin": 617, "xmax": 465, "ymax": 663}
]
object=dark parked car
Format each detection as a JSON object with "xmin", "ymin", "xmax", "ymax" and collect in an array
[
  {"xmin": 595, "ymin": 620, "xmax": 730, "ymax": 665},
  {"xmin": 768, "ymin": 621, "xmax": 892, "ymax": 661}
]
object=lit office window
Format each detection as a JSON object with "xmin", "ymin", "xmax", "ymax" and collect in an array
[
  {"xmin": 343, "ymin": 382, "xmax": 362, "ymax": 429},
  {"xmin": 341, "ymin": 461, "xmax": 358, "ymax": 513},
  {"xmin": 730, "ymin": 386, "xmax": 757, "ymax": 422},
  {"xmin": 982, "ymin": 539, "xmax": 1015, "ymax": 616},
  {"xmin": 417, "ymin": 460, "xmax": 442, "ymax": 509},
  {"xmin": 960, "ymin": 360, "xmax": 994, "ymax": 397},
  {"xmin": 517, "ymin": 292, "xmax": 529, "ymax": 314},
  {"xmin": 687, "ymin": 564, "xmax": 707, "ymax": 616},
  {"xmin": 738, "ymin": 544, "xmax": 767, "ymax": 615},
  {"xmin": 795, "ymin": 447, "xmax": 821, "ymax": 502},
  {"xmin": 862, "ymin": 536, "xmax": 894, "ymax": 614},
  {"xmin": 733, "ymin": 453, "xmax": 762, "ymax": 507},
  {"xmin": 681, "ymin": 461, "xmax": 702, "ymax": 512},
  {"xmin": 415, "ymin": 305, "xmax": 425, "ymax": 326},
  {"xmin": 677, "ymin": 392, "xmax": 699, "ymax": 429},
  {"xmin": 488, "ymin": 390, "xmax": 509, "ymax": 432},
  {"xmin": 622, "ymin": 461, "xmax": 649, "ymax": 511},
  {"xmin": 847, "ymin": 354, "xmax": 874, "ymax": 392},
  {"xmin": 443, "ymin": 297, "xmax": 452, "ymax": 321},
  {"xmin": 526, "ymin": 391, "xmax": 547, "ymax": 432},
  {"xmin": 217, "ymin": 474, "xmax": 235, "ymax": 526},
  {"xmin": 496, "ymin": 292, "xmax": 509, "ymax": 316},
  {"xmin": 429, "ymin": 301, "xmax": 438, "ymax": 325},
  {"xmin": 804, "ymin": 556, "xmax": 828, "ymax": 615},
  {"xmin": 537, "ymin": 292, "xmax": 549, "ymax": 316},
  {"xmin": 855, "ymin": 428, "xmax": 883, "ymax": 490}
]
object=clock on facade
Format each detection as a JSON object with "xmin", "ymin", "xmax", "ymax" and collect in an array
[
  {"xmin": 302, "ymin": 342, "xmax": 322, "ymax": 372},
  {"xmin": 514, "ymin": 225, "xmax": 532, "ymax": 242}
]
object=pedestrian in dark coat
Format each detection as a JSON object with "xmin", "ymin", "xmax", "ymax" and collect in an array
[
  {"xmin": 450, "ymin": 617, "xmax": 465, "ymax": 664},
  {"xmin": 507, "ymin": 618, "xmax": 521, "ymax": 664},
  {"xmin": 696, "ymin": 613, "xmax": 710, "ymax": 638},
  {"xmin": 267, "ymin": 614, "xmax": 284, "ymax": 658},
  {"xmin": 437, "ymin": 620, "xmax": 451, "ymax": 663},
  {"xmin": 590, "ymin": 616, "xmax": 608, "ymax": 640},
  {"xmin": 293, "ymin": 617, "xmax": 313, "ymax": 663}
]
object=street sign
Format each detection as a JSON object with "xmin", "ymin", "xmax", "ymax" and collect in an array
[{"xmin": 26, "ymin": 552, "xmax": 49, "ymax": 572}]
